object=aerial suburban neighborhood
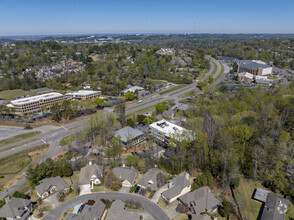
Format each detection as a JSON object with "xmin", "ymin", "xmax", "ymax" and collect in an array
[{"xmin": 0, "ymin": 1, "xmax": 293, "ymax": 220}]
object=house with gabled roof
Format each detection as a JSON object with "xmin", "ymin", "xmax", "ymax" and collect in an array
[
  {"xmin": 162, "ymin": 176, "xmax": 191, "ymax": 203},
  {"xmin": 113, "ymin": 166, "xmax": 138, "ymax": 187},
  {"xmin": 178, "ymin": 187, "xmax": 221, "ymax": 215},
  {"xmin": 79, "ymin": 162, "xmax": 104, "ymax": 189},
  {"xmin": 35, "ymin": 176, "xmax": 70, "ymax": 199},
  {"xmin": 0, "ymin": 197, "xmax": 32, "ymax": 220},
  {"xmin": 114, "ymin": 126, "xmax": 145, "ymax": 147}
]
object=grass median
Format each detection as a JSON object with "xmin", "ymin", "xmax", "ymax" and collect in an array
[
  {"xmin": 0, "ymin": 131, "xmax": 41, "ymax": 147},
  {"xmin": 126, "ymin": 99, "xmax": 175, "ymax": 117},
  {"xmin": 159, "ymin": 84, "xmax": 186, "ymax": 95}
]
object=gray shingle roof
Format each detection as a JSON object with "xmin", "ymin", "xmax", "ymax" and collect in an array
[
  {"xmin": 114, "ymin": 126, "xmax": 144, "ymax": 143},
  {"xmin": 35, "ymin": 176, "xmax": 69, "ymax": 196},
  {"xmin": 113, "ymin": 166, "xmax": 138, "ymax": 185},
  {"xmin": 178, "ymin": 187, "xmax": 220, "ymax": 214},
  {"xmin": 253, "ymin": 188, "xmax": 269, "ymax": 202},
  {"xmin": 0, "ymin": 197, "xmax": 31, "ymax": 218},
  {"xmin": 238, "ymin": 60, "xmax": 271, "ymax": 70},
  {"xmin": 137, "ymin": 168, "xmax": 160, "ymax": 190},
  {"xmin": 79, "ymin": 164, "xmax": 104, "ymax": 185},
  {"xmin": 261, "ymin": 193, "xmax": 289, "ymax": 220},
  {"xmin": 162, "ymin": 176, "xmax": 190, "ymax": 200},
  {"xmin": 64, "ymin": 200, "xmax": 106, "ymax": 220},
  {"xmin": 106, "ymin": 200, "xmax": 139, "ymax": 220}
]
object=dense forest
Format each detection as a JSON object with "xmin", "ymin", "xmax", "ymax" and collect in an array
[{"xmin": 158, "ymin": 83, "xmax": 294, "ymax": 203}]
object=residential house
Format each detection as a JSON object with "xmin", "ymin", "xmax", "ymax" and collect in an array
[
  {"xmin": 114, "ymin": 126, "xmax": 145, "ymax": 147},
  {"xmin": 178, "ymin": 187, "xmax": 221, "ymax": 215},
  {"xmin": 79, "ymin": 163, "xmax": 104, "ymax": 189},
  {"xmin": 113, "ymin": 166, "xmax": 138, "ymax": 187},
  {"xmin": 175, "ymin": 104, "xmax": 191, "ymax": 112},
  {"xmin": 0, "ymin": 197, "xmax": 33, "ymax": 220},
  {"xmin": 260, "ymin": 193, "xmax": 289, "ymax": 220},
  {"xmin": 137, "ymin": 168, "xmax": 161, "ymax": 191},
  {"xmin": 35, "ymin": 176, "xmax": 70, "ymax": 199},
  {"xmin": 64, "ymin": 200, "xmax": 106, "ymax": 220},
  {"xmin": 106, "ymin": 200, "xmax": 139, "ymax": 220},
  {"xmin": 162, "ymin": 176, "xmax": 191, "ymax": 203}
]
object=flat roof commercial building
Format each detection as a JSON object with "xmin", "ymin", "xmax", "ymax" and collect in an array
[
  {"xmin": 65, "ymin": 90, "xmax": 101, "ymax": 100},
  {"xmin": 7, "ymin": 92, "xmax": 64, "ymax": 116},
  {"xmin": 237, "ymin": 60, "xmax": 273, "ymax": 76},
  {"xmin": 149, "ymin": 119, "xmax": 193, "ymax": 143}
]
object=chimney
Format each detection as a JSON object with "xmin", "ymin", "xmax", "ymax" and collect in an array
[{"xmin": 5, "ymin": 196, "xmax": 10, "ymax": 203}]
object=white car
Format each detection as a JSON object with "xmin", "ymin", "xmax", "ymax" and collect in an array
[{"xmin": 138, "ymin": 100, "xmax": 143, "ymax": 103}]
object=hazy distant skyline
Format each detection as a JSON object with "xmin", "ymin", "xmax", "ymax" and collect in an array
[{"xmin": 0, "ymin": 0, "xmax": 294, "ymax": 36}]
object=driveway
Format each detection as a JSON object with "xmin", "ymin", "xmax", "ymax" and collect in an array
[
  {"xmin": 43, "ymin": 192, "xmax": 169, "ymax": 220},
  {"xmin": 43, "ymin": 194, "xmax": 61, "ymax": 208},
  {"xmin": 166, "ymin": 203, "xmax": 178, "ymax": 220},
  {"xmin": 119, "ymin": 186, "xmax": 130, "ymax": 193},
  {"xmin": 79, "ymin": 184, "xmax": 91, "ymax": 195},
  {"xmin": 151, "ymin": 184, "xmax": 168, "ymax": 203}
]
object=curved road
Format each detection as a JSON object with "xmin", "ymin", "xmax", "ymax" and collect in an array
[{"xmin": 43, "ymin": 192, "xmax": 169, "ymax": 220}]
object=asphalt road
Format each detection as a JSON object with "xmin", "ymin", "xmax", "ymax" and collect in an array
[{"xmin": 43, "ymin": 192, "xmax": 169, "ymax": 220}]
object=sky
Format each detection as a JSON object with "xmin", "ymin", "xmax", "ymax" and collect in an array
[{"xmin": 0, "ymin": 0, "xmax": 294, "ymax": 36}]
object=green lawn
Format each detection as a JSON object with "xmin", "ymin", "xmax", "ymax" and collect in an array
[
  {"xmin": 174, "ymin": 213, "xmax": 188, "ymax": 220},
  {"xmin": 0, "ymin": 89, "xmax": 35, "ymax": 101},
  {"xmin": 157, "ymin": 196, "xmax": 178, "ymax": 210},
  {"xmin": 59, "ymin": 133, "xmax": 78, "ymax": 146},
  {"xmin": 0, "ymin": 131, "xmax": 41, "ymax": 147},
  {"xmin": 159, "ymin": 85, "xmax": 186, "ymax": 95},
  {"xmin": 235, "ymin": 177, "xmax": 294, "ymax": 220},
  {"xmin": 91, "ymin": 185, "xmax": 113, "ymax": 193}
]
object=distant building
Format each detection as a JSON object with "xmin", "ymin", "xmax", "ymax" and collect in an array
[
  {"xmin": 114, "ymin": 126, "xmax": 145, "ymax": 147},
  {"xmin": 79, "ymin": 163, "xmax": 104, "ymax": 189},
  {"xmin": 7, "ymin": 92, "xmax": 64, "ymax": 116},
  {"xmin": 260, "ymin": 193, "xmax": 289, "ymax": 220},
  {"xmin": 0, "ymin": 197, "xmax": 33, "ymax": 220},
  {"xmin": 255, "ymin": 75, "xmax": 272, "ymax": 85},
  {"xmin": 122, "ymin": 85, "xmax": 145, "ymax": 94},
  {"xmin": 178, "ymin": 187, "xmax": 221, "ymax": 215},
  {"xmin": 35, "ymin": 176, "xmax": 70, "ymax": 199},
  {"xmin": 238, "ymin": 72, "xmax": 254, "ymax": 83},
  {"xmin": 149, "ymin": 120, "xmax": 193, "ymax": 143},
  {"xmin": 237, "ymin": 60, "xmax": 273, "ymax": 76},
  {"xmin": 156, "ymin": 48, "xmax": 175, "ymax": 56},
  {"xmin": 66, "ymin": 90, "xmax": 101, "ymax": 100},
  {"xmin": 113, "ymin": 166, "xmax": 138, "ymax": 187},
  {"xmin": 162, "ymin": 176, "xmax": 191, "ymax": 203}
]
